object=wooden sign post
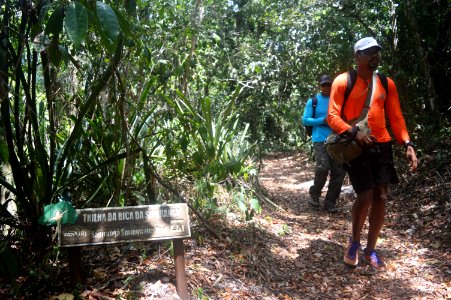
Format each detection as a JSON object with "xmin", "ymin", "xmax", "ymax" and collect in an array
[{"xmin": 60, "ymin": 203, "xmax": 191, "ymax": 299}]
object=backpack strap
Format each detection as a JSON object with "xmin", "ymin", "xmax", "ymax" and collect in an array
[
  {"xmin": 344, "ymin": 70, "xmax": 357, "ymax": 103},
  {"xmin": 342, "ymin": 70, "xmax": 357, "ymax": 118},
  {"xmin": 311, "ymin": 95, "xmax": 317, "ymax": 118},
  {"xmin": 376, "ymin": 73, "xmax": 389, "ymax": 99}
]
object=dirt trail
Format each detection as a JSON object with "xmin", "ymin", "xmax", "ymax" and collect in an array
[
  {"xmin": 241, "ymin": 152, "xmax": 449, "ymax": 299},
  {"xmin": 37, "ymin": 152, "xmax": 450, "ymax": 299}
]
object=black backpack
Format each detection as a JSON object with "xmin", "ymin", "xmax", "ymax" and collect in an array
[
  {"xmin": 342, "ymin": 70, "xmax": 389, "ymax": 115},
  {"xmin": 304, "ymin": 95, "xmax": 317, "ymax": 137},
  {"xmin": 304, "ymin": 71, "xmax": 388, "ymax": 136}
]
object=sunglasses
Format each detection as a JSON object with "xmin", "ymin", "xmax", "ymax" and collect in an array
[
  {"xmin": 359, "ymin": 48, "xmax": 381, "ymax": 56},
  {"xmin": 321, "ymin": 83, "xmax": 332, "ymax": 87}
]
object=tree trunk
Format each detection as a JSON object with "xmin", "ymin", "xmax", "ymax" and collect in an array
[
  {"xmin": 404, "ymin": 0, "xmax": 439, "ymax": 120},
  {"xmin": 182, "ymin": 0, "xmax": 203, "ymax": 96},
  {"xmin": 142, "ymin": 149, "xmax": 157, "ymax": 204}
]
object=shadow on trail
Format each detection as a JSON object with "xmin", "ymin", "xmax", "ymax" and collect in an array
[
  {"xmin": 294, "ymin": 238, "xmax": 423, "ymax": 299},
  {"xmin": 200, "ymin": 216, "xmax": 424, "ymax": 299}
]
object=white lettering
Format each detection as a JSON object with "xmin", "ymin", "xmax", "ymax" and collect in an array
[
  {"xmin": 120, "ymin": 227, "xmax": 153, "ymax": 237},
  {"xmin": 135, "ymin": 211, "xmax": 144, "ymax": 220},
  {"xmin": 108, "ymin": 212, "xmax": 117, "ymax": 221},
  {"xmin": 82, "ymin": 213, "xmax": 107, "ymax": 223},
  {"xmin": 91, "ymin": 230, "xmax": 120, "ymax": 239}
]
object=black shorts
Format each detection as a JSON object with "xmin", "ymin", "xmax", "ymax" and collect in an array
[{"xmin": 344, "ymin": 142, "xmax": 399, "ymax": 194}]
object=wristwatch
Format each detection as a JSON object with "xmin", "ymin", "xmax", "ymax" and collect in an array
[
  {"xmin": 404, "ymin": 140, "xmax": 414, "ymax": 150},
  {"xmin": 351, "ymin": 125, "xmax": 359, "ymax": 139}
]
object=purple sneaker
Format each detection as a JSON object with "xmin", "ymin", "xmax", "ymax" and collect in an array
[
  {"xmin": 363, "ymin": 249, "xmax": 387, "ymax": 271},
  {"xmin": 344, "ymin": 239, "xmax": 360, "ymax": 266}
]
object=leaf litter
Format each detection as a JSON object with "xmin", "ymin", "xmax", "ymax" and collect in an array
[{"xmin": 40, "ymin": 152, "xmax": 450, "ymax": 299}]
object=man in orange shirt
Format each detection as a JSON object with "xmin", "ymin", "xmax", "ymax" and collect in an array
[{"xmin": 327, "ymin": 37, "xmax": 418, "ymax": 271}]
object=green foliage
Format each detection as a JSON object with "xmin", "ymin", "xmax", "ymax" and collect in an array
[
  {"xmin": 161, "ymin": 89, "xmax": 258, "ymax": 217},
  {"xmin": 196, "ymin": 287, "xmax": 210, "ymax": 300},
  {"xmin": 0, "ymin": 0, "xmax": 136, "ymax": 268},
  {"xmin": 64, "ymin": 2, "xmax": 88, "ymax": 48},
  {"xmin": 163, "ymin": 89, "xmax": 256, "ymax": 182},
  {"xmin": 278, "ymin": 223, "xmax": 291, "ymax": 237},
  {"xmin": 45, "ymin": 7, "xmax": 64, "ymax": 36},
  {"xmin": 95, "ymin": 1, "xmax": 120, "ymax": 46},
  {"xmin": 233, "ymin": 186, "xmax": 262, "ymax": 221},
  {"xmin": 191, "ymin": 178, "xmax": 218, "ymax": 218}
]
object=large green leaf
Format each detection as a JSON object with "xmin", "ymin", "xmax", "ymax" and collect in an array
[
  {"xmin": 96, "ymin": 1, "xmax": 120, "ymax": 46},
  {"xmin": 47, "ymin": 40, "xmax": 62, "ymax": 66},
  {"xmin": 64, "ymin": 2, "xmax": 88, "ymax": 48},
  {"xmin": 45, "ymin": 6, "xmax": 64, "ymax": 35},
  {"xmin": 38, "ymin": 200, "xmax": 78, "ymax": 226}
]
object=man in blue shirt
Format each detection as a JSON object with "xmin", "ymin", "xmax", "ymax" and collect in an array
[{"xmin": 302, "ymin": 74, "xmax": 346, "ymax": 212}]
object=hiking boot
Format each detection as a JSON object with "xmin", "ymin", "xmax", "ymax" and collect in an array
[
  {"xmin": 363, "ymin": 249, "xmax": 387, "ymax": 271},
  {"xmin": 344, "ymin": 239, "xmax": 360, "ymax": 266},
  {"xmin": 308, "ymin": 187, "xmax": 320, "ymax": 207},
  {"xmin": 308, "ymin": 198, "xmax": 320, "ymax": 207},
  {"xmin": 324, "ymin": 204, "xmax": 338, "ymax": 213}
]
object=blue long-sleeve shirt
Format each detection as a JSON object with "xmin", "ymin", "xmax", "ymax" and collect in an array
[{"xmin": 302, "ymin": 93, "xmax": 332, "ymax": 142}]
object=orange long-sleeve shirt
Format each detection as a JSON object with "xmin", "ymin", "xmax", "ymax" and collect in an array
[{"xmin": 327, "ymin": 72, "xmax": 410, "ymax": 144}]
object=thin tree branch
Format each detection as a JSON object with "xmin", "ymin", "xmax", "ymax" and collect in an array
[
  {"xmin": 54, "ymin": 37, "xmax": 124, "ymax": 189},
  {"xmin": 145, "ymin": 154, "xmax": 220, "ymax": 240}
]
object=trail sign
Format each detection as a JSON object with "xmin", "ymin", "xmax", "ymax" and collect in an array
[{"xmin": 59, "ymin": 203, "xmax": 191, "ymax": 247}]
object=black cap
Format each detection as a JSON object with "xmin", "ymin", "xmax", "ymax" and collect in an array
[{"xmin": 319, "ymin": 74, "xmax": 332, "ymax": 85}]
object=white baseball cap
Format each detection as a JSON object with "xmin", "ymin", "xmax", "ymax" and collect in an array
[{"xmin": 354, "ymin": 37, "xmax": 382, "ymax": 53}]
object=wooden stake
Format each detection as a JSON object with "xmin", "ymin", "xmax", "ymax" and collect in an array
[
  {"xmin": 67, "ymin": 247, "xmax": 83, "ymax": 284},
  {"xmin": 173, "ymin": 239, "xmax": 188, "ymax": 300}
]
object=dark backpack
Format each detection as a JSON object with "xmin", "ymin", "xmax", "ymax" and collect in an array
[
  {"xmin": 304, "ymin": 95, "xmax": 317, "ymax": 137},
  {"xmin": 304, "ymin": 71, "xmax": 387, "ymax": 136},
  {"xmin": 342, "ymin": 70, "xmax": 389, "ymax": 116}
]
